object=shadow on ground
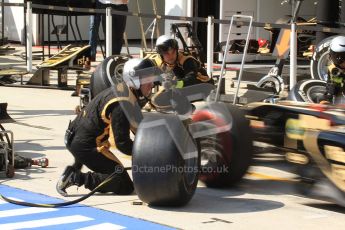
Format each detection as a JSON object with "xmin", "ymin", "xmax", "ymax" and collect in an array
[
  {"xmin": 150, "ymin": 187, "xmax": 284, "ymax": 214},
  {"xmin": 15, "ymin": 139, "xmax": 65, "ymax": 153},
  {"xmin": 9, "ymin": 109, "xmax": 75, "ymax": 118}
]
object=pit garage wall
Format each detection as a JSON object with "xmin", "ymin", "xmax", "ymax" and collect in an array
[
  {"xmin": 5, "ymin": 0, "xmax": 316, "ymax": 46},
  {"xmin": 5, "ymin": 0, "xmax": 165, "ymax": 45},
  {"xmin": 3, "ymin": 0, "xmax": 27, "ymax": 44},
  {"xmin": 4, "ymin": 0, "xmax": 188, "ymax": 44},
  {"xmin": 219, "ymin": 0, "xmax": 317, "ymax": 46},
  {"xmin": 163, "ymin": 0, "xmax": 194, "ymax": 49},
  {"xmin": 218, "ymin": 0, "xmax": 316, "ymax": 62},
  {"xmin": 164, "ymin": 0, "xmax": 193, "ymax": 35}
]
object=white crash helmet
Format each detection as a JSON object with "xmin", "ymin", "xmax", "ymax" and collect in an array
[
  {"xmin": 122, "ymin": 58, "xmax": 143, "ymax": 89},
  {"xmin": 330, "ymin": 36, "xmax": 345, "ymax": 68},
  {"xmin": 122, "ymin": 58, "xmax": 157, "ymax": 89}
]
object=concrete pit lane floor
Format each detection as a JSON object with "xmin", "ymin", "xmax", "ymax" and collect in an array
[{"xmin": 1, "ymin": 86, "xmax": 345, "ymax": 230}]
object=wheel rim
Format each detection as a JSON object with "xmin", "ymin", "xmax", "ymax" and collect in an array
[
  {"xmin": 317, "ymin": 51, "xmax": 330, "ymax": 81},
  {"xmin": 199, "ymin": 135, "xmax": 228, "ymax": 178},
  {"xmin": 192, "ymin": 110, "xmax": 232, "ymax": 182},
  {"xmin": 257, "ymin": 75, "xmax": 283, "ymax": 94},
  {"xmin": 113, "ymin": 62, "xmax": 125, "ymax": 84},
  {"xmin": 184, "ymin": 153, "xmax": 199, "ymax": 187},
  {"xmin": 306, "ymin": 85, "xmax": 327, "ymax": 103},
  {"xmin": 260, "ymin": 81, "xmax": 278, "ymax": 93},
  {"xmin": 182, "ymin": 130, "xmax": 199, "ymax": 187},
  {"xmin": 200, "ymin": 148, "xmax": 221, "ymax": 168}
]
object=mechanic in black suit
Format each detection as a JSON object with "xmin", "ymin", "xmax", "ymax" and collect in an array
[
  {"xmin": 56, "ymin": 58, "xmax": 156, "ymax": 196},
  {"xmin": 146, "ymin": 35, "xmax": 215, "ymax": 114}
]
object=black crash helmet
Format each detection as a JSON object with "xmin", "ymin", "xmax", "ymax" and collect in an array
[{"xmin": 155, "ymin": 35, "xmax": 179, "ymax": 55}]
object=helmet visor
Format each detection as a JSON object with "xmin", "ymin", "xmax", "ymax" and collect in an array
[
  {"xmin": 156, "ymin": 39, "xmax": 178, "ymax": 54},
  {"xmin": 330, "ymin": 51, "xmax": 345, "ymax": 68},
  {"xmin": 157, "ymin": 46, "xmax": 173, "ymax": 55},
  {"xmin": 134, "ymin": 66, "xmax": 163, "ymax": 85}
]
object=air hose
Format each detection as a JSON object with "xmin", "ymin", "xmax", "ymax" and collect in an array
[{"xmin": 0, "ymin": 167, "xmax": 132, "ymax": 208}]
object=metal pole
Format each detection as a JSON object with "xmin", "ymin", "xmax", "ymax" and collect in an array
[
  {"xmin": 26, "ymin": 1, "xmax": 32, "ymax": 72},
  {"xmin": 186, "ymin": 0, "xmax": 193, "ymax": 47},
  {"xmin": 233, "ymin": 15, "xmax": 253, "ymax": 105},
  {"xmin": 106, "ymin": 7, "xmax": 112, "ymax": 57},
  {"xmin": 215, "ymin": 16, "xmax": 235, "ymax": 102},
  {"xmin": 48, "ymin": 15, "xmax": 51, "ymax": 57},
  {"xmin": 144, "ymin": 19, "xmax": 156, "ymax": 50},
  {"xmin": 290, "ymin": 22, "xmax": 297, "ymax": 90},
  {"xmin": 207, "ymin": 16, "xmax": 214, "ymax": 78},
  {"xmin": 123, "ymin": 32, "xmax": 130, "ymax": 56},
  {"xmin": 151, "ymin": 0, "xmax": 160, "ymax": 37},
  {"xmin": 1, "ymin": 0, "xmax": 4, "ymax": 45},
  {"xmin": 215, "ymin": 14, "xmax": 253, "ymax": 103},
  {"xmin": 290, "ymin": 0, "xmax": 299, "ymax": 90},
  {"xmin": 41, "ymin": 14, "xmax": 45, "ymax": 60},
  {"xmin": 24, "ymin": 4, "xmax": 27, "ymax": 65},
  {"xmin": 151, "ymin": 19, "xmax": 157, "ymax": 50},
  {"xmin": 136, "ymin": 0, "xmax": 147, "ymax": 50}
]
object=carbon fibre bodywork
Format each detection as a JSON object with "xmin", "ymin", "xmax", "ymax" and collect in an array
[
  {"xmin": 242, "ymin": 101, "xmax": 345, "ymax": 206},
  {"xmin": 244, "ymin": 101, "xmax": 345, "ymax": 147}
]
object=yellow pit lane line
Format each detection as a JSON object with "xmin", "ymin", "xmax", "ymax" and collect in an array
[{"xmin": 247, "ymin": 171, "xmax": 299, "ymax": 183}]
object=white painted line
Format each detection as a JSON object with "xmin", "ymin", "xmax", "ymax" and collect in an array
[
  {"xmin": 0, "ymin": 207, "xmax": 57, "ymax": 218},
  {"xmin": 76, "ymin": 223, "xmax": 126, "ymax": 230},
  {"xmin": 0, "ymin": 215, "xmax": 93, "ymax": 230}
]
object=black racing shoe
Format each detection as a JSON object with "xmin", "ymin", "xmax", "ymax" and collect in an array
[{"xmin": 56, "ymin": 166, "xmax": 81, "ymax": 197}]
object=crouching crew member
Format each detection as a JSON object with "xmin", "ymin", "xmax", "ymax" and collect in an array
[
  {"xmin": 56, "ymin": 58, "xmax": 155, "ymax": 196},
  {"xmin": 151, "ymin": 35, "xmax": 213, "ymax": 87},
  {"xmin": 321, "ymin": 36, "xmax": 345, "ymax": 104},
  {"xmin": 145, "ymin": 35, "xmax": 214, "ymax": 114}
]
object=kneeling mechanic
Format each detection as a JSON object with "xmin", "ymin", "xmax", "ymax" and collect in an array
[{"xmin": 56, "ymin": 58, "xmax": 155, "ymax": 196}]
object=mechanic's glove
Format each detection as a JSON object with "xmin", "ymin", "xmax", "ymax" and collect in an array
[
  {"xmin": 161, "ymin": 73, "xmax": 176, "ymax": 90},
  {"xmin": 176, "ymin": 80, "xmax": 184, "ymax": 89},
  {"xmin": 326, "ymin": 82, "xmax": 336, "ymax": 96},
  {"xmin": 162, "ymin": 79, "xmax": 177, "ymax": 90}
]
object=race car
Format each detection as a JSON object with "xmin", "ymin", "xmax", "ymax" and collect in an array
[
  {"xmin": 73, "ymin": 17, "xmax": 345, "ymax": 206},
  {"xmin": 131, "ymin": 82, "xmax": 345, "ymax": 207},
  {"xmin": 243, "ymin": 101, "xmax": 345, "ymax": 206},
  {"xmin": 79, "ymin": 43, "xmax": 344, "ymax": 207}
]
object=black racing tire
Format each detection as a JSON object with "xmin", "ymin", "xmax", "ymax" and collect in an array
[
  {"xmin": 310, "ymin": 36, "xmax": 337, "ymax": 80},
  {"xmin": 132, "ymin": 113, "xmax": 200, "ymax": 206},
  {"xmin": 192, "ymin": 103, "xmax": 253, "ymax": 187},
  {"xmin": 256, "ymin": 75, "xmax": 284, "ymax": 94},
  {"xmin": 287, "ymin": 79, "xmax": 327, "ymax": 103},
  {"xmin": 90, "ymin": 55, "xmax": 130, "ymax": 98}
]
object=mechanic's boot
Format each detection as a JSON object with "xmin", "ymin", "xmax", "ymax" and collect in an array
[
  {"xmin": 14, "ymin": 154, "xmax": 32, "ymax": 169},
  {"xmin": 56, "ymin": 166, "xmax": 84, "ymax": 197}
]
